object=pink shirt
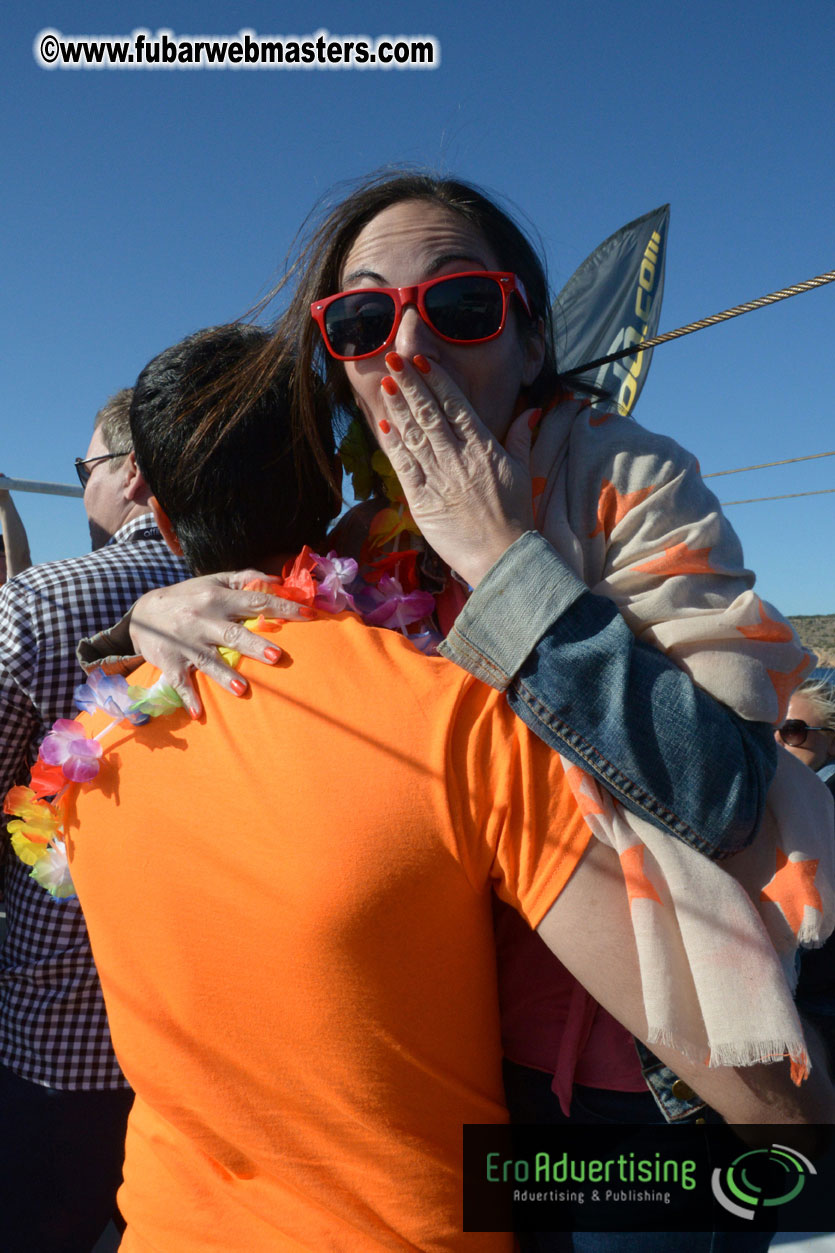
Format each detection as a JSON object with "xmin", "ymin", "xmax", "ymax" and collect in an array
[{"xmin": 494, "ymin": 901, "xmax": 645, "ymax": 1115}]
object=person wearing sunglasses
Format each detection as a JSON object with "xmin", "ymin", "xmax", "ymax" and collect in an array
[
  {"xmin": 75, "ymin": 422, "xmax": 136, "ymax": 551},
  {"xmin": 0, "ymin": 389, "xmax": 190, "ymax": 1250},
  {"xmin": 79, "ymin": 175, "xmax": 822, "ymax": 1252},
  {"xmin": 777, "ymin": 677, "xmax": 835, "ymax": 794},
  {"xmin": 74, "ymin": 448, "xmax": 132, "ymax": 491}
]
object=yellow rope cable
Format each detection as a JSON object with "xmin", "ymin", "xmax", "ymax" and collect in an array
[
  {"xmin": 566, "ymin": 268, "xmax": 835, "ymax": 374},
  {"xmin": 704, "ymin": 450, "xmax": 835, "ymax": 478},
  {"xmin": 720, "ymin": 488, "xmax": 835, "ymax": 506}
]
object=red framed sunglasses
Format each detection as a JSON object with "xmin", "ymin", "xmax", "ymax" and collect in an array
[{"xmin": 310, "ymin": 270, "xmax": 531, "ymax": 361}]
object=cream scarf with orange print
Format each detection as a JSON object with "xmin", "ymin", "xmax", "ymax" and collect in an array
[{"xmin": 531, "ymin": 397, "xmax": 834, "ymax": 1077}]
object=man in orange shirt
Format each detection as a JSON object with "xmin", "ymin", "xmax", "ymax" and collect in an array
[{"xmin": 64, "ymin": 326, "xmax": 830, "ymax": 1251}]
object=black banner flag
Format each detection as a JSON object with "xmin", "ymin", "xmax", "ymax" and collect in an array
[{"xmin": 554, "ymin": 204, "xmax": 669, "ymax": 415}]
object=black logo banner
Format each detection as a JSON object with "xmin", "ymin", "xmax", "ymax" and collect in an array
[{"xmin": 463, "ymin": 1123, "xmax": 835, "ymax": 1234}]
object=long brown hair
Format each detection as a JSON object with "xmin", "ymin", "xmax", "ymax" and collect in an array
[{"xmin": 189, "ymin": 171, "xmax": 567, "ymax": 497}]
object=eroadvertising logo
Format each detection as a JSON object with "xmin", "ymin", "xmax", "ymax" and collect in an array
[
  {"xmin": 463, "ymin": 1124, "xmax": 834, "ymax": 1234},
  {"xmin": 711, "ymin": 1144, "xmax": 815, "ymax": 1220}
]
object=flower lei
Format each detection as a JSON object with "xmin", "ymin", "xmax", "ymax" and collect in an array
[
  {"xmin": 4, "ymin": 674, "xmax": 182, "ymax": 901},
  {"xmin": 4, "ymin": 546, "xmax": 437, "ymax": 901},
  {"xmin": 338, "ymin": 419, "xmax": 444, "ymax": 646}
]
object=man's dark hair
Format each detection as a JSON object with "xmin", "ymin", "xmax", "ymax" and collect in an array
[{"xmin": 130, "ymin": 324, "xmax": 338, "ymax": 574}]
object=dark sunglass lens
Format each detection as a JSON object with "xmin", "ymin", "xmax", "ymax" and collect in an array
[
  {"xmin": 324, "ymin": 292, "xmax": 396, "ymax": 357},
  {"xmin": 425, "ymin": 276, "xmax": 504, "ymax": 341},
  {"xmin": 779, "ymin": 720, "xmax": 808, "ymax": 747}
]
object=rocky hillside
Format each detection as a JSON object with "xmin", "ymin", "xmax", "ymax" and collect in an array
[{"xmin": 788, "ymin": 614, "xmax": 835, "ymax": 667}]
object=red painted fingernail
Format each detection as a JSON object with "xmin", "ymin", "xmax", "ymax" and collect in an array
[
  {"xmin": 188, "ymin": 706, "xmax": 201, "ymax": 721},
  {"xmin": 379, "ymin": 419, "xmax": 391, "ymax": 435},
  {"xmin": 381, "ymin": 376, "xmax": 398, "ymax": 396},
  {"xmin": 263, "ymin": 646, "xmax": 281, "ymax": 662},
  {"xmin": 230, "ymin": 678, "xmax": 247, "ymax": 696},
  {"xmin": 528, "ymin": 407, "xmax": 544, "ymax": 430},
  {"xmin": 299, "ymin": 606, "xmax": 317, "ymax": 619},
  {"xmin": 385, "ymin": 352, "xmax": 403, "ymax": 372},
  {"xmin": 413, "ymin": 354, "xmax": 430, "ymax": 374}
]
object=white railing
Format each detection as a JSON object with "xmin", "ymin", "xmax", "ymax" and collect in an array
[{"xmin": 0, "ymin": 474, "xmax": 83, "ymax": 499}]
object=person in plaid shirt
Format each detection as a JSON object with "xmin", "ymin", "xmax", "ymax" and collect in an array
[{"xmin": 0, "ymin": 389, "xmax": 189, "ymax": 1252}]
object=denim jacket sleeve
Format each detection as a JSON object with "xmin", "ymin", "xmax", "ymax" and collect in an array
[{"xmin": 438, "ymin": 531, "xmax": 777, "ymax": 858}]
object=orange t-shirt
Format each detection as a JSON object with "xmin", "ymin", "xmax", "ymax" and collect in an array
[{"xmin": 66, "ymin": 612, "xmax": 591, "ymax": 1251}]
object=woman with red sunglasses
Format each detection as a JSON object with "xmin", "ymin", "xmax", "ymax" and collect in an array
[{"xmin": 86, "ymin": 174, "xmax": 827, "ymax": 1252}]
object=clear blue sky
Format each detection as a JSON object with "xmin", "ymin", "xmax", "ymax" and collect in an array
[{"xmin": 3, "ymin": 0, "xmax": 833, "ymax": 613}]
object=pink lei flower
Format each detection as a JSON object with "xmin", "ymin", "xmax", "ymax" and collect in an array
[
  {"xmin": 358, "ymin": 575, "xmax": 436, "ymax": 633},
  {"xmin": 312, "ymin": 551, "xmax": 358, "ymax": 613},
  {"xmin": 40, "ymin": 719, "xmax": 103, "ymax": 783}
]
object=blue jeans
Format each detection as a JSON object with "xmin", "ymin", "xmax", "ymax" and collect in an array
[
  {"xmin": 438, "ymin": 531, "xmax": 777, "ymax": 857},
  {"xmin": 570, "ymin": 1233, "xmax": 773, "ymax": 1253}
]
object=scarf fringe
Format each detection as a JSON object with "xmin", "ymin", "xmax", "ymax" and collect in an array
[
  {"xmin": 797, "ymin": 925, "xmax": 828, "ymax": 949},
  {"xmin": 646, "ymin": 1028, "xmax": 810, "ymax": 1083}
]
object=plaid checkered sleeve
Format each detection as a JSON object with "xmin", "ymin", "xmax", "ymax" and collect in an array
[{"xmin": 0, "ymin": 516, "xmax": 189, "ymax": 1089}]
